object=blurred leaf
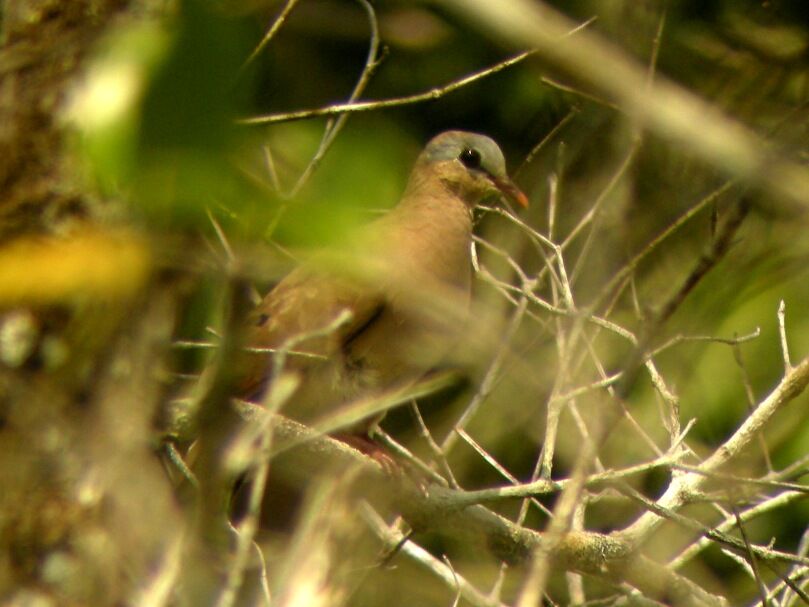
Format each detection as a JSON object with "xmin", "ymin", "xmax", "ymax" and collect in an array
[
  {"xmin": 65, "ymin": 20, "xmax": 171, "ymax": 192},
  {"xmin": 264, "ymin": 122, "xmax": 411, "ymax": 247},
  {"xmin": 69, "ymin": 0, "xmax": 261, "ymax": 228},
  {"xmin": 0, "ymin": 230, "xmax": 150, "ymax": 304},
  {"xmin": 132, "ymin": 0, "xmax": 258, "ymax": 227}
]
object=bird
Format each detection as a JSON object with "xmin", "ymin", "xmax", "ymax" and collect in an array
[{"xmin": 234, "ymin": 130, "xmax": 527, "ymax": 440}]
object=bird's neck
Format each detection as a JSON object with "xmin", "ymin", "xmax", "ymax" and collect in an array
[
  {"xmin": 399, "ymin": 166, "xmax": 474, "ymax": 221},
  {"xmin": 381, "ymin": 168, "xmax": 474, "ymax": 292}
]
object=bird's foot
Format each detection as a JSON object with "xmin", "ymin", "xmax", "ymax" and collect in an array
[{"xmin": 332, "ymin": 432, "xmax": 401, "ymax": 476}]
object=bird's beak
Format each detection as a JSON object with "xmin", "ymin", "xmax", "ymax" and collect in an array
[{"xmin": 491, "ymin": 176, "xmax": 529, "ymax": 208}]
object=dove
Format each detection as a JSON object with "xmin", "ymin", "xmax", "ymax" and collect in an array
[{"xmin": 236, "ymin": 130, "xmax": 528, "ymax": 436}]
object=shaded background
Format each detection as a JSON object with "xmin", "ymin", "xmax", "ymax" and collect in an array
[{"xmin": 1, "ymin": 0, "xmax": 808, "ymax": 605}]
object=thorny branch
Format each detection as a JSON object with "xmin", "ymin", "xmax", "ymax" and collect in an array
[
  {"xmin": 250, "ymin": 412, "xmax": 730, "ymax": 607},
  {"xmin": 620, "ymin": 354, "xmax": 809, "ymax": 544}
]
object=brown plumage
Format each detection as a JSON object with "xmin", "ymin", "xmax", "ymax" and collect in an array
[{"xmin": 236, "ymin": 131, "xmax": 527, "ymax": 432}]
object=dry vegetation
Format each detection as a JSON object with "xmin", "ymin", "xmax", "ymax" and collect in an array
[{"xmin": 1, "ymin": 1, "xmax": 809, "ymax": 606}]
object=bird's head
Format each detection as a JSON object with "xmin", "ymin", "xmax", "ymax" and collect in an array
[{"xmin": 416, "ymin": 130, "xmax": 528, "ymax": 209}]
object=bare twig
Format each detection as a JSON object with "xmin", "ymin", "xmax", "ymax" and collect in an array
[
  {"xmin": 615, "ymin": 198, "xmax": 750, "ymax": 399},
  {"xmin": 408, "ymin": 402, "xmax": 459, "ymax": 487},
  {"xmin": 778, "ymin": 300, "xmax": 793, "ymax": 372},
  {"xmin": 362, "ymin": 505, "xmax": 509, "ymax": 607},
  {"xmin": 620, "ymin": 356, "xmax": 809, "ymax": 544},
  {"xmin": 262, "ymin": 413, "xmax": 728, "ymax": 607},
  {"xmin": 728, "ymin": 495, "xmax": 770, "ymax": 606},
  {"xmin": 733, "ymin": 338, "xmax": 774, "ymax": 472},
  {"xmin": 615, "ymin": 482, "xmax": 809, "ymax": 568},
  {"xmin": 215, "ymin": 432, "xmax": 272, "ymax": 607},
  {"xmin": 514, "ymin": 108, "xmax": 579, "ymax": 179},
  {"xmin": 671, "ymin": 491, "xmax": 806, "ymax": 569},
  {"xmin": 287, "ymin": 0, "xmax": 384, "ymax": 198},
  {"xmin": 240, "ymin": 51, "xmax": 534, "ymax": 125},
  {"xmin": 441, "ymin": 296, "xmax": 528, "ymax": 454},
  {"xmin": 240, "ymin": 0, "xmax": 301, "ymax": 71}
]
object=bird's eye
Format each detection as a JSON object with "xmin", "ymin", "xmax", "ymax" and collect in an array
[{"xmin": 458, "ymin": 148, "xmax": 482, "ymax": 169}]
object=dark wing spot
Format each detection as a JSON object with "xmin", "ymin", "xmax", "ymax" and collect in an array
[{"xmin": 341, "ymin": 303, "xmax": 386, "ymax": 355}]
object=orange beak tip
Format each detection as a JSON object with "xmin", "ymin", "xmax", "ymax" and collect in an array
[
  {"xmin": 493, "ymin": 177, "xmax": 529, "ymax": 209},
  {"xmin": 514, "ymin": 189, "xmax": 529, "ymax": 209}
]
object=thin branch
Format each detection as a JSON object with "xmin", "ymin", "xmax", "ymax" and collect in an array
[
  {"xmin": 668, "ymin": 464, "xmax": 809, "ymax": 495},
  {"xmin": 453, "ymin": 428, "xmax": 552, "ymax": 518},
  {"xmin": 362, "ymin": 505, "xmax": 509, "ymax": 607},
  {"xmin": 650, "ymin": 328, "xmax": 761, "ymax": 358},
  {"xmin": 654, "ymin": 200, "xmax": 749, "ymax": 330},
  {"xmin": 131, "ymin": 534, "xmax": 184, "ymax": 607},
  {"xmin": 215, "ymin": 433, "xmax": 272, "ymax": 607},
  {"xmin": 733, "ymin": 338, "xmax": 774, "ymax": 472},
  {"xmin": 620, "ymin": 355, "xmax": 809, "ymax": 544},
  {"xmin": 615, "ymin": 198, "xmax": 750, "ymax": 399},
  {"xmin": 778, "ymin": 300, "xmax": 793, "ymax": 372},
  {"xmin": 239, "ymin": 51, "xmax": 535, "ymax": 125},
  {"xmin": 240, "ymin": 0, "xmax": 301, "ymax": 71},
  {"xmin": 514, "ymin": 108, "xmax": 579, "ymax": 179},
  {"xmin": 286, "ymin": 0, "xmax": 384, "ymax": 197},
  {"xmin": 728, "ymin": 495, "xmax": 770, "ymax": 607},
  {"xmin": 408, "ymin": 402, "xmax": 459, "ymax": 488},
  {"xmin": 567, "ymin": 133, "xmax": 641, "ymax": 287},
  {"xmin": 431, "ymin": 454, "xmax": 681, "ymax": 508},
  {"xmin": 615, "ymin": 481, "xmax": 809, "ymax": 568},
  {"xmin": 373, "ymin": 426, "xmax": 448, "ymax": 486},
  {"xmin": 593, "ymin": 182, "xmax": 734, "ymax": 314},
  {"xmin": 441, "ymin": 296, "xmax": 528, "ymax": 454}
]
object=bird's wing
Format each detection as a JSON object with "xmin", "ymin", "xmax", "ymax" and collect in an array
[{"xmin": 235, "ymin": 265, "xmax": 385, "ymax": 399}]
